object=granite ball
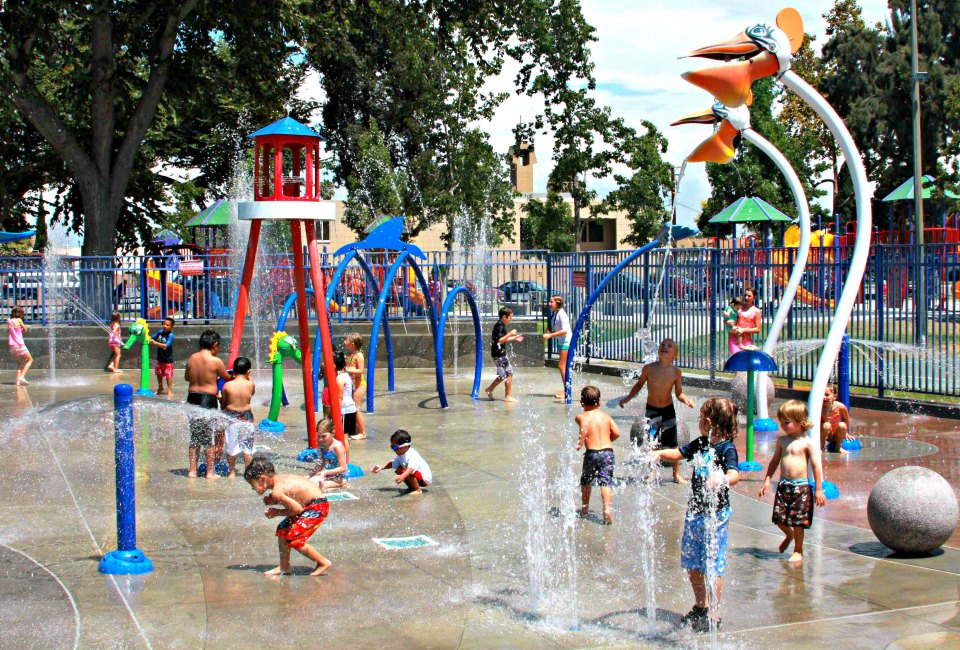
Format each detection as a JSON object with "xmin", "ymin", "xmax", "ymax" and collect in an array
[
  {"xmin": 867, "ymin": 466, "xmax": 959, "ymax": 554},
  {"xmin": 730, "ymin": 371, "xmax": 775, "ymax": 413}
]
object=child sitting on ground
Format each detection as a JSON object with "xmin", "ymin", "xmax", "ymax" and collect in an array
[
  {"xmin": 576, "ymin": 385, "xmax": 621, "ymax": 525},
  {"xmin": 370, "ymin": 430, "xmax": 432, "ymax": 495},
  {"xmin": 759, "ymin": 400, "xmax": 827, "ymax": 564},
  {"xmin": 485, "ymin": 306, "xmax": 524, "ymax": 403},
  {"xmin": 245, "ymin": 457, "xmax": 331, "ymax": 577},
  {"xmin": 222, "ymin": 356, "xmax": 256, "ymax": 477},
  {"xmin": 309, "ymin": 418, "xmax": 350, "ymax": 490},
  {"xmin": 649, "ymin": 397, "xmax": 741, "ymax": 633},
  {"xmin": 620, "ymin": 338, "xmax": 696, "ymax": 483},
  {"xmin": 821, "ymin": 385, "xmax": 854, "ymax": 453}
]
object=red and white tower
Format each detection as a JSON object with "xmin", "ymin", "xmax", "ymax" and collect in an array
[{"xmin": 227, "ymin": 117, "xmax": 342, "ymax": 450}]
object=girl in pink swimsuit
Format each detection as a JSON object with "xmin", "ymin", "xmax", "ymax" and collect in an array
[
  {"xmin": 7, "ymin": 306, "xmax": 32, "ymax": 385},
  {"xmin": 729, "ymin": 287, "xmax": 761, "ymax": 355},
  {"xmin": 106, "ymin": 312, "xmax": 123, "ymax": 373}
]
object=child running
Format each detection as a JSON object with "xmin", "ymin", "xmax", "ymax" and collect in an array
[
  {"xmin": 821, "ymin": 385, "xmax": 854, "ymax": 453},
  {"xmin": 343, "ymin": 332, "xmax": 367, "ymax": 439},
  {"xmin": 370, "ymin": 429, "xmax": 432, "ymax": 495},
  {"xmin": 245, "ymin": 457, "xmax": 332, "ymax": 577},
  {"xmin": 620, "ymin": 338, "xmax": 695, "ymax": 483},
  {"xmin": 576, "ymin": 385, "xmax": 621, "ymax": 524},
  {"xmin": 184, "ymin": 329, "xmax": 231, "ymax": 479},
  {"xmin": 759, "ymin": 400, "xmax": 827, "ymax": 563},
  {"xmin": 7, "ymin": 306, "xmax": 32, "ymax": 385},
  {"xmin": 650, "ymin": 397, "xmax": 741, "ymax": 633},
  {"xmin": 309, "ymin": 418, "xmax": 350, "ymax": 490},
  {"xmin": 106, "ymin": 312, "xmax": 123, "ymax": 373},
  {"xmin": 149, "ymin": 317, "xmax": 176, "ymax": 397},
  {"xmin": 222, "ymin": 356, "xmax": 256, "ymax": 478},
  {"xmin": 485, "ymin": 306, "xmax": 523, "ymax": 402}
]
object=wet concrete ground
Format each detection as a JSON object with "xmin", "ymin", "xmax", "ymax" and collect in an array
[{"xmin": 0, "ymin": 367, "xmax": 957, "ymax": 649}]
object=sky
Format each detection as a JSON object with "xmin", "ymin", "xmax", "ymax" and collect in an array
[{"xmin": 478, "ymin": 0, "xmax": 892, "ymax": 228}]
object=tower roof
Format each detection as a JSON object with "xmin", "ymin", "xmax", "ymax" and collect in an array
[{"xmin": 247, "ymin": 117, "xmax": 324, "ymax": 140}]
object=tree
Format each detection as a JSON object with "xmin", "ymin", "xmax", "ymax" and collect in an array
[
  {"xmin": 0, "ymin": 1, "xmax": 307, "ymax": 255},
  {"xmin": 303, "ymin": 1, "xmax": 519, "ymax": 247},
  {"xmin": 520, "ymin": 191, "xmax": 576, "ymax": 252}
]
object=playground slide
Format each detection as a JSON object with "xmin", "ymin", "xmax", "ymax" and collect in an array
[
  {"xmin": 146, "ymin": 269, "xmax": 184, "ymax": 302},
  {"xmin": 777, "ymin": 225, "xmax": 835, "ymax": 308}
]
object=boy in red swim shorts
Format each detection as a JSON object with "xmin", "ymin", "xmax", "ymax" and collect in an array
[{"xmin": 245, "ymin": 457, "xmax": 332, "ymax": 576}]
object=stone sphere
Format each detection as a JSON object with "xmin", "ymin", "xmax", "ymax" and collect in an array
[
  {"xmin": 867, "ymin": 466, "xmax": 959, "ymax": 554},
  {"xmin": 730, "ymin": 371, "xmax": 775, "ymax": 413}
]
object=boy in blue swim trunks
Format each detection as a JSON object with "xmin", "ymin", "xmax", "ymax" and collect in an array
[
  {"xmin": 245, "ymin": 457, "xmax": 332, "ymax": 577},
  {"xmin": 576, "ymin": 385, "xmax": 621, "ymax": 525},
  {"xmin": 650, "ymin": 397, "xmax": 740, "ymax": 633}
]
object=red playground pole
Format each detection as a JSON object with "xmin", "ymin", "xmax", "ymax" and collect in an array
[
  {"xmin": 305, "ymin": 222, "xmax": 345, "ymax": 446},
  {"xmin": 290, "ymin": 221, "xmax": 318, "ymax": 449},
  {"xmin": 227, "ymin": 220, "xmax": 263, "ymax": 367}
]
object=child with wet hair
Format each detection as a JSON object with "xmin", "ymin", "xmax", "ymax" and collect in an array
[
  {"xmin": 821, "ymin": 384, "xmax": 854, "ymax": 453},
  {"xmin": 576, "ymin": 385, "xmax": 620, "ymax": 524},
  {"xmin": 759, "ymin": 400, "xmax": 826, "ymax": 563},
  {"xmin": 650, "ymin": 397, "xmax": 740, "ymax": 633}
]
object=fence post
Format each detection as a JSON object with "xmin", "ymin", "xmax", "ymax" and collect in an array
[
  {"xmin": 99, "ymin": 384, "xmax": 154, "ymax": 575},
  {"xmin": 584, "ymin": 254, "xmax": 592, "ymax": 363},
  {"xmin": 139, "ymin": 256, "xmax": 148, "ymax": 321},
  {"xmin": 709, "ymin": 245, "xmax": 718, "ymax": 380},
  {"xmin": 787, "ymin": 246, "xmax": 794, "ymax": 389},
  {"xmin": 545, "ymin": 253, "xmax": 553, "ymax": 361},
  {"xmin": 838, "ymin": 334, "xmax": 851, "ymax": 406},
  {"xmin": 875, "ymin": 242, "xmax": 885, "ymax": 398}
]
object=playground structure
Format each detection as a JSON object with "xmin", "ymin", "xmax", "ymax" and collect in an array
[{"xmin": 226, "ymin": 117, "xmax": 342, "ymax": 455}]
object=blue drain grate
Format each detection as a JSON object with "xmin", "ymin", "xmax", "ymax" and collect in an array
[{"xmin": 372, "ymin": 535, "xmax": 439, "ymax": 550}]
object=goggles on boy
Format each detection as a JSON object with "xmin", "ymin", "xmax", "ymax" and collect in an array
[{"xmin": 391, "ymin": 444, "xmax": 408, "ymax": 452}]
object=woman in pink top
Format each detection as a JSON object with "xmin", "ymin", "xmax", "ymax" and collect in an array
[
  {"xmin": 729, "ymin": 286, "xmax": 761, "ymax": 355},
  {"xmin": 7, "ymin": 306, "xmax": 32, "ymax": 385}
]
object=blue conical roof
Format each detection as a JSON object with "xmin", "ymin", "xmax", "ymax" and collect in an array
[{"xmin": 247, "ymin": 117, "xmax": 323, "ymax": 140}]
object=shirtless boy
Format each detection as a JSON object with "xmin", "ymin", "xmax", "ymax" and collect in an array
[
  {"xmin": 759, "ymin": 400, "xmax": 827, "ymax": 563},
  {"xmin": 221, "ymin": 356, "xmax": 256, "ymax": 477},
  {"xmin": 184, "ymin": 330, "xmax": 232, "ymax": 479},
  {"xmin": 245, "ymin": 457, "xmax": 332, "ymax": 576},
  {"xmin": 576, "ymin": 385, "xmax": 621, "ymax": 524},
  {"xmin": 619, "ymin": 338, "xmax": 695, "ymax": 483}
]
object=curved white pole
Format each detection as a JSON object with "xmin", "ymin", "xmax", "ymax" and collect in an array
[
  {"xmin": 781, "ymin": 71, "xmax": 873, "ymax": 444},
  {"xmin": 742, "ymin": 129, "xmax": 811, "ymax": 423}
]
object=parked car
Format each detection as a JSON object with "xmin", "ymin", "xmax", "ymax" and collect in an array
[{"xmin": 498, "ymin": 280, "xmax": 549, "ymax": 314}]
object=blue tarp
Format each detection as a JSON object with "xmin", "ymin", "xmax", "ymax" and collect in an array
[{"xmin": 0, "ymin": 229, "xmax": 36, "ymax": 244}]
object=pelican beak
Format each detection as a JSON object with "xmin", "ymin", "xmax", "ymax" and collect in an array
[
  {"xmin": 670, "ymin": 106, "xmax": 721, "ymax": 127},
  {"xmin": 687, "ymin": 121, "xmax": 740, "ymax": 164},
  {"xmin": 681, "ymin": 52, "xmax": 778, "ymax": 107},
  {"xmin": 686, "ymin": 32, "xmax": 764, "ymax": 62}
]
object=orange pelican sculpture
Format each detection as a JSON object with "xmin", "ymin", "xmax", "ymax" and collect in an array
[
  {"xmin": 670, "ymin": 102, "xmax": 750, "ymax": 164},
  {"xmin": 681, "ymin": 8, "xmax": 805, "ymax": 107}
]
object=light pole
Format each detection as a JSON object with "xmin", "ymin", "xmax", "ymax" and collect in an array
[{"xmin": 911, "ymin": 0, "xmax": 927, "ymax": 345}]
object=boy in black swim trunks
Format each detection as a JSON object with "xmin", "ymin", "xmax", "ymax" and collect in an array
[
  {"xmin": 576, "ymin": 385, "xmax": 621, "ymax": 524},
  {"xmin": 485, "ymin": 307, "xmax": 524, "ymax": 403},
  {"xmin": 184, "ymin": 330, "xmax": 232, "ymax": 479},
  {"xmin": 620, "ymin": 338, "xmax": 695, "ymax": 484}
]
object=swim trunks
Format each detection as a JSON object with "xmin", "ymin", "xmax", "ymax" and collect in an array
[
  {"xmin": 187, "ymin": 391, "xmax": 219, "ymax": 448},
  {"xmin": 644, "ymin": 403, "xmax": 678, "ymax": 449},
  {"xmin": 680, "ymin": 508, "xmax": 731, "ymax": 576},
  {"xmin": 343, "ymin": 411, "xmax": 357, "ymax": 436},
  {"xmin": 772, "ymin": 478, "xmax": 814, "ymax": 529},
  {"xmin": 224, "ymin": 408, "xmax": 254, "ymax": 422},
  {"xmin": 275, "ymin": 498, "xmax": 330, "ymax": 549},
  {"xmin": 495, "ymin": 355, "xmax": 514, "ymax": 379},
  {"xmin": 155, "ymin": 361, "xmax": 174, "ymax": 379},
  {"xmin": 580, "ymin": 448, "xmax": 615, "ymax": 487}
]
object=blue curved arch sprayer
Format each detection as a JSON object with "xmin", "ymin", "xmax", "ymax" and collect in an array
[
  {"xmin": 563, "ymin": 225, "xmax": 699, "ymax": 404},
  {"xmin": 435, "ymin": 286, "xmax": 483, "ymax": 405}
]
